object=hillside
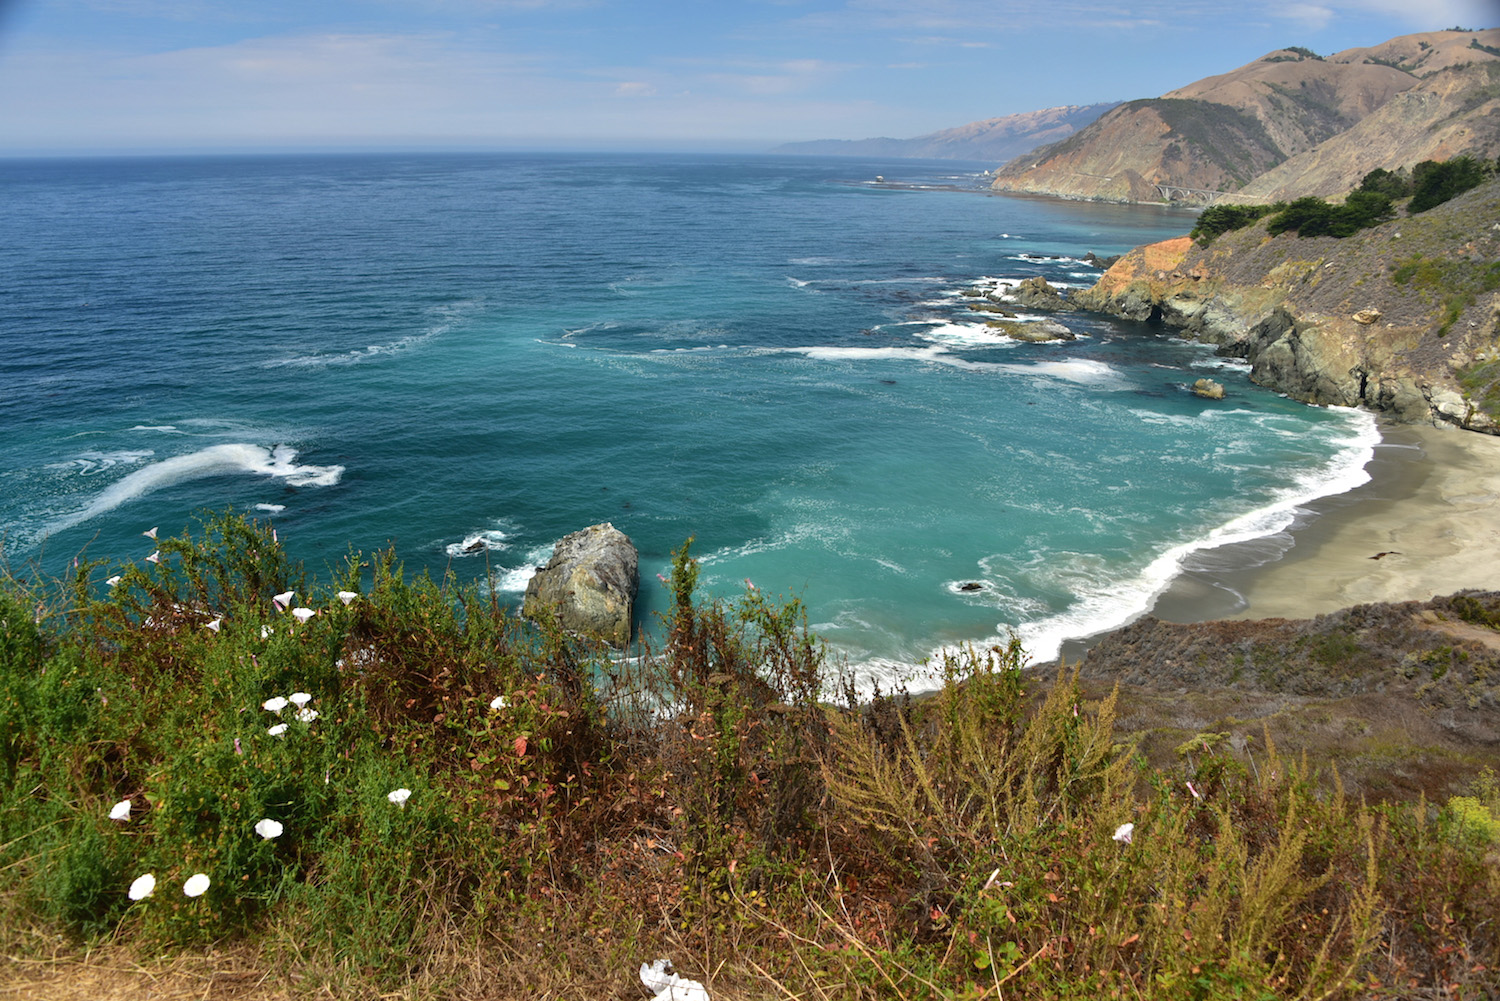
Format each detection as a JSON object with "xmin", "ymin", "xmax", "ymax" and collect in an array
[
  {"xmin": 991, "ymin": 28, "xmax": 1500, "ymax": 205},
  {"xmin": 1071, "ymin": 177, "xmax": 1500, "ymax": 428},
  {"xmin": 771, "ymin": 102, "xmax": 1118, "ymax": 161}
]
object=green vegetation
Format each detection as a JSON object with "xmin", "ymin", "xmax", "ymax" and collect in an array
[
  {"xmin": 1191, "ymin": 203, "xmax": 1278, "ymax": 245},
  {"xmin": 1266, "ymin": 191, "xmax": 1396, "ymax": 238},
  {"xmin": 1410, "ymin": 156, "xmax": 1493, "ymax": 212},
  {"xmin": 1192, "ymin": 157, "xmax": 1497, "ymax": 246},
  {"xmin": 3, "ymin": 513, "xmax": 1499, "ymax": 999},
  {"xmin": 1392, "ymin": 251, "xmax": 1500, "ymax": 336}
]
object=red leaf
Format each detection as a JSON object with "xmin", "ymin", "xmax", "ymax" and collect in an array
[{"xmin": 514, "ymin": 736, "xmax": 528, "ymax": 757}]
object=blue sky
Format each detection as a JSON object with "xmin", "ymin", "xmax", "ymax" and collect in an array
[{"xmin": 0, "ymin": 0, "xmax": 1493, "ymax": 154}]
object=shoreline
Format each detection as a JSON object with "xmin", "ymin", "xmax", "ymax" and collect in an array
[
  {"xmin": 1049, "ymin": 420, "xmax": 1500, "ymax": 665},
  {"xmin": 1136, "ymin": 420, "xmax": 1500, "ymax": 629}
]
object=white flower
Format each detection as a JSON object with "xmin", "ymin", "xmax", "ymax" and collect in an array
[
  {"xmin": 1112, "ymin": 822, "xmax": 1134, "ymax": 845},
  {"xmin": 489, "ymin": 695, "xmax": 509, "ymax": 710},
  {"xmin": 254, "ymin": 818, "xmax": 284, "ymax": 840},
  {"xmin": 143, "ymin": 527, "xmax": 157, "ymax": 540},
  {"xmin": 263, "ymin": 696, "xmax": 288, "ymax": 713},
  {"xmin": 108, "ymin": 799, "xmax": 131, "ymax": 822},
  {"xmin": 387, "ymin": 788, "xmax": 412, "ymax": 808},
  {"xmin": 205, "ymin": 618, "xmax": 222, "ymax": 633},
  {"xmin": 182, "ymin": 873, "xmax": 210, "ymax": 897},
  {"xmin": 295, "ymin": 708, "xmax": 318, "ymax": 723},
  {"xmin": 267, "ymin": 723, "xmax": 288, "ymax": 737},
  {"xmin": 337, "ymin": 590, "xmax": 359, "ymax": 606},
  {"xmin": 272, "ymin": 590, "xmax": 295, "ymax": 611},
  {"xmin": 260, "ymin": 625, "xmax": 273, "ymax": 639},
  {"xmin": 289, "ymin": 692, "xmax": 312, "ymax": 708},
  {"xmin": 127, "ymin": 873, "xmax": 156, "ymax": 901},
  {"xmin": 291, "ymin": 607, "xmax": 315, "ymax": 623},
  {"xmin": 146, "ymin": 551, "xmax": 160, "ymax": 564},
  {"xmin": 105, "ymin": 575, "xmax": 122, "ymax": 587}
]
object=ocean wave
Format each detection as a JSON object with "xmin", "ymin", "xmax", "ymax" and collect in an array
[
  {"xmin": 947, "ymin": 409, "xmax": 1379, "ymax": 667},
  {"xmin": 911, "ymin": 322, "xmax": 1022, "ymax": 349},
  {"xmin": 777, "ymin": 344, "xmax": 983, "ymax": 370},
  {"xmin": 490, "ymin": 543, "xmax": 555, "ymax": 593},
  {"xmin": 255, "ymin": 503, "xmax": 286, "ymax": 513},
  {"xmin": 445, "ymin": 528, "xmax": 512, "ymax": 559},
  {"xmin": 41, "ymin": 444, "xmax": 344, "ymax": 539},
  {"xmin": 999, "ymin": 358, "xmax": 1123, "ymax": 385}
]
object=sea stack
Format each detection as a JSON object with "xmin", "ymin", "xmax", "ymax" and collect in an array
[{"xmin": 523, "ymin": 523, "xmax": 639, "ymax": 647}]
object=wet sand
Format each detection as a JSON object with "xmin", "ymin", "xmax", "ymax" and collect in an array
[
  {"xmin": 1156, "ymin": 421, "xmax": 1500, "ymax": 623},
  {"xmin": 1050, "ymin": 421, "xmax": 1500, "ymax": 664}
]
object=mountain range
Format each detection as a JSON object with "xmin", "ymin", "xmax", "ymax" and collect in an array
[
  {"xmin": 990, "ymin": 28, "xmax": 1500, "ymax": 204},
  {"xmin": 769, "ymin": 103, "xmax": 1119, "ymax": 163}
]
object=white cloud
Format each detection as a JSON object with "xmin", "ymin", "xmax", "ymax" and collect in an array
[{"xmin": 614, "ymin": 81, "xmax": 657, "ymax": 96}]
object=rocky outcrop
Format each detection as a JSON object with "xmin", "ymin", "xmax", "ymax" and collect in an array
[
  {"xmin": 522, "ymin": 523, "xmax": 639, "ymax": 647},
  {"xmin": 1071, "ymin": 179, "xmax": 1500, "ymax": 431},
  {"xmin": 1191, "ymin": 378, "xmax": 1226, "ymax": 399},
  {"xmin": 986, "ymin": 318, "xmax": 1075, "ymax": 342},
  {"xmin": 1010, "ymin": 276, "xmax": 1074, "ymax": 312}
]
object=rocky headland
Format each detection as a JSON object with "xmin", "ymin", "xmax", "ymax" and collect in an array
[{"xmin": 1070, "ymin": 176, "xmax": 1500, "ymax": 430}]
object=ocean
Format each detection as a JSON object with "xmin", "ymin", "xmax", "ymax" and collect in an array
[{"xmin": 0, "ymin": 153, "xmax": 1377, "ymax": 688}]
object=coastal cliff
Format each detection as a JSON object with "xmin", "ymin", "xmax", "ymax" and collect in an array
[{"xmin": 1071, "ymin": 177, "xmax": 1500, "ymax": 430}]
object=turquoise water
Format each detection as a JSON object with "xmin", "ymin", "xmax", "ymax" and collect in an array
[{"xmin": 0, "ymin": 153, "xmax": 1376, "ymax": 687}]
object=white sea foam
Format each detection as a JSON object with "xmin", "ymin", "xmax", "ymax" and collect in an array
[
  {"xmin": 46, "ymin": 450, "xmax": 155, "ymax": 475},
  {"xmin": 999, "ymin": 358, "xmax": 1123, "ymax": 385},
  {"xmin": 779, "ymin": 344, "xmax": 982, "ymax": 370},
  {"xmin": 912, "ymin": 322, "xmax": 1022, "ymax": 349},
  {"xmin": 445, "ymin": 528, "xmax": 511, "ymax": 559},
  {"xmin": 255, "ymin": 503, "xmax": 286, "ymax": 514},
  {"xmin": 969, "ymin": 409, "xmax": 1379, "ymax": 668},
  {"xmin": 491, "ymin": 544, "xmax": 555, "ymax": 593},
  {"xmin": 785, "ymin": 276, "xmax": 812, "ymax": 288},
  {"xmin": 128, "ymin": 425, "xmax": 184, "ymax": 434},
  {"xmin": 41, "ymin": 444, "xmax": 344, "ymax": 538}
]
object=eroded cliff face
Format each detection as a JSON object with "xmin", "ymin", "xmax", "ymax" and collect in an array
[{"xmin": 1071, "ymin": 181, "xmax": 1500, "ymax": 431}]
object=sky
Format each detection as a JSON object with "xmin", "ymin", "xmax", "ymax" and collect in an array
[{"xmin": 0, "ymin": 0, "xmax": 1495, "ymax": 154}]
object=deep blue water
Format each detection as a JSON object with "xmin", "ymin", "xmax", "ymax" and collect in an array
[{"xmin": 0, "ymin": 153, "xmax": 1376, "ymax": 686}]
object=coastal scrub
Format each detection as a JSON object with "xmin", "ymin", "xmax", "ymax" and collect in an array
[{"xmin": 0, "ymin": 513, "xmax": 1496, "ymax": 999}]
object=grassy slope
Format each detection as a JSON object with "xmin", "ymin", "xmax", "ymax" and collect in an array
[{"xmin": 2, "ymin": 514, "xmax": 1499, "ymax": 1000}]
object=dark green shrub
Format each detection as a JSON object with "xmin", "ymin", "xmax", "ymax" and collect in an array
[
  {"xmin": 1190, "ymin": 203, "xmax": 1278, "ymax": 244},
  {"xmin": 1268, "ymin": 196, "xmax": 1337, "ymax": 237},
  {"xmin": 1410, "ymin": 156, "xmax": 1490, "ymax": 213},
  {"xmin": 1359, "ymin": 167, "xmax": 1411, "ymax": 199}
]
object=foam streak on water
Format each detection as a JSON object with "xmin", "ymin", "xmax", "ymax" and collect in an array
[{"xmin": 41, "ymin": 444, "xmax": 343, "ymax": 539}]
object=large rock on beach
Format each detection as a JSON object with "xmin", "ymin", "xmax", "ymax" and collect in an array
[{"xmin": 522, "ymin": 523, "xmax": 639, "ymax": 647}]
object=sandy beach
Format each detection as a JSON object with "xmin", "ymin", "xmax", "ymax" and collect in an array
[{"xmin": 1150, "ymin": 421, "xmax": 1500, "ymax": 624}]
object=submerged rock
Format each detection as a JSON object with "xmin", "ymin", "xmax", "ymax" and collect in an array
[
  {"xmin": 1192, "ymin": 378, "xmax": 1226, "ymax": 400},
  {"xmin": 523, "ymin": 523, "xmax": 639, "ymax": 647},
  {"xmin": 985, "ymin": 318, "xmax": 1075, "ymax": 342}
]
